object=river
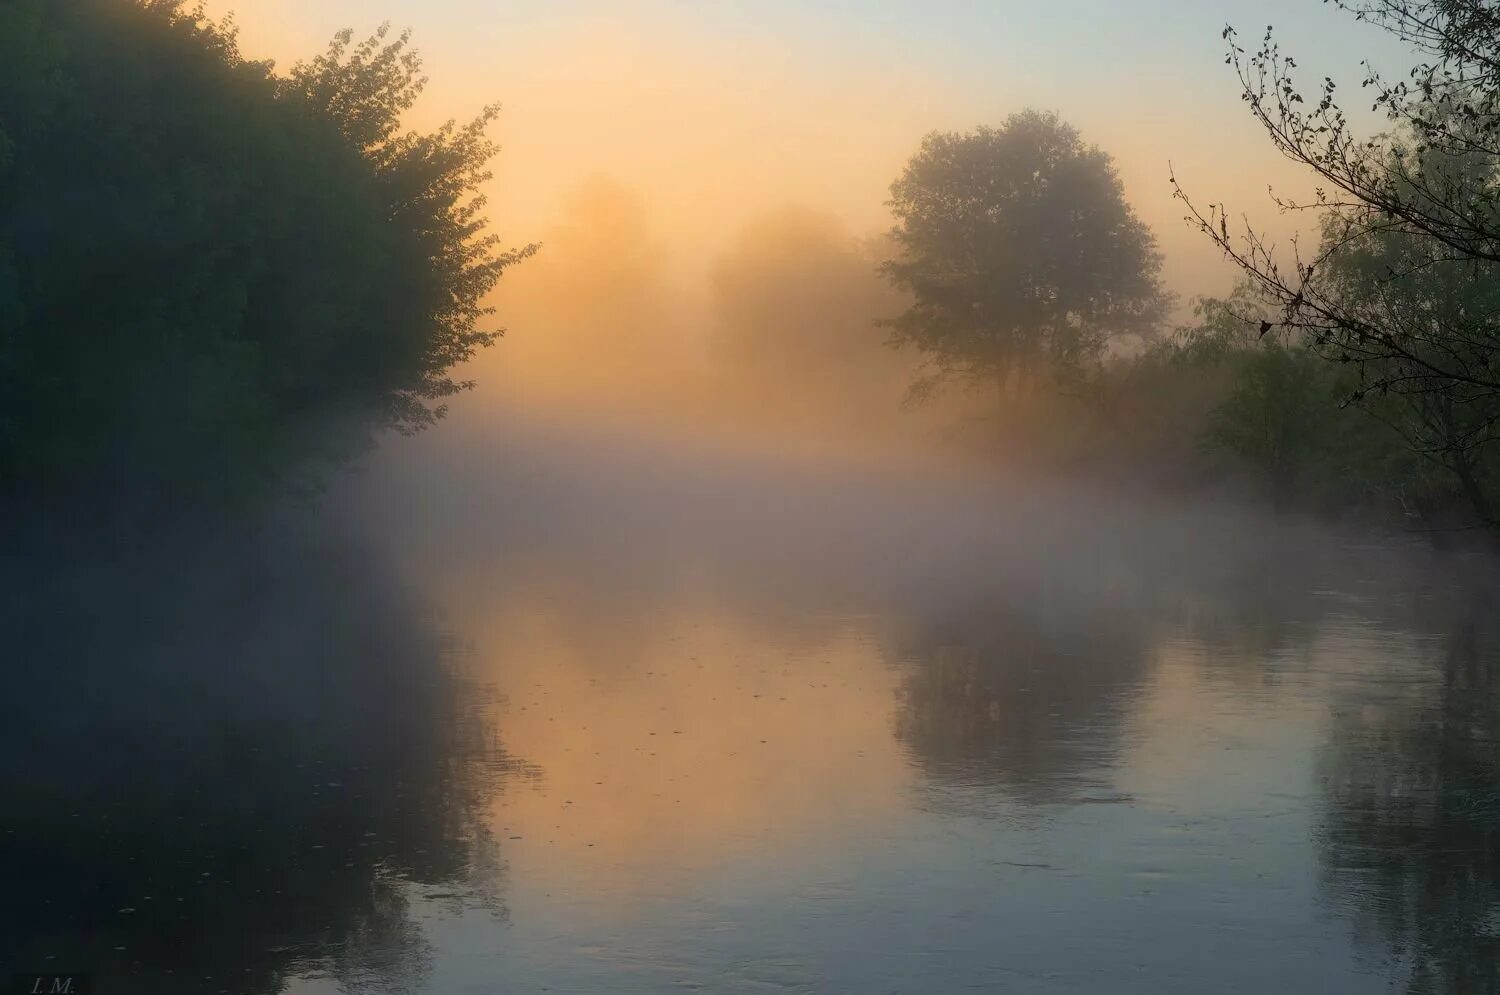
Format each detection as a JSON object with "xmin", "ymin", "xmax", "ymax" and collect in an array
[{"xmin": 4, "ymin": 415, "xmax": 1496, "ymax": 994}]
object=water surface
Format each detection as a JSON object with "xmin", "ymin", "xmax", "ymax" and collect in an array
[{"xmin": 5, "ymin": 422, "xmax": 1497, "ymax": 993}]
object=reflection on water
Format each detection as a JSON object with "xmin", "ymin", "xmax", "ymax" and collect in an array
[
  {"xmin": 891, "ymin": 582, "xmax": 1153, "ymax": 807},
  {"xmin": 1319, "ymin": 602, "xmax": 1500, "ymax": 994},
  {"xmin": 466, "ymin": 590, "xmax": 910, "ymax": 886},
  {"xmin": 357, "ymin": 422, "xmax": 1500, "ymax": 993},
  {"xmin": 7, "ymin": 425, "xmax": 1500, "ymax": 993},
  {"xmin": 0, "ymin": 523, "xmax": 514, "ymax": 995}
]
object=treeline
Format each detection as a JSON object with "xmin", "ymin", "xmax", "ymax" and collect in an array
[
  {"xmin": 866, "ymin": 3, "xmax": 1500, "ymax": 543},
  {"xmin": 0, "ymin": 0, "xmax": 530, "ymax": 530},
  {"xmin": 1170, "ymin": 0, "xmax": 1500, "ymax": 538},
  {"xmin": 6, "ymin": 0, "xmax": 1499, "ymax": 546},
  {"xmin": 974, "ymin": 292, "xmax": 1441, "ymax": 524}
]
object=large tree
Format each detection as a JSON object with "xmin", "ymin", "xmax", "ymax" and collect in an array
[
  {"xmin": 1318, "ymin": 207, "xmax": 1500, "ymax": 525},
  {"xmin": 0, "ymin": 0, "xmax": 533, "ymax": 525},
  {"xmin": 1175, "ymin": 2, "xmax": 1500, "ymax": 530},
  {"xmin": 1184, "ymin": 2, "xmax": 1500, "ymax": 281},
  {"xmin": 881, "ymin": 110, "xmax": 1169, "ymax": 399}
]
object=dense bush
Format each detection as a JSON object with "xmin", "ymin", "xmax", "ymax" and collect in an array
[
  {"xmin": 0, "ymin": 0, "xmax": 531, "ymax": 526},
  {"xmin": 946, "ymin": 288, "xmax": 1460, "ymax": 531}
]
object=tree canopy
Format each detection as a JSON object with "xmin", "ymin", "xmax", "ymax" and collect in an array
[
  {"xmin": 881, "ymin": 110, "xmax": 1169, "ymax": 398},
  {"xmin": 1177, "ymin": 0, "xmax": 1500, "ymax": 531},
  {"xmin": 0, "ymin": 0, "xmax": 532, "ymax": 525}
]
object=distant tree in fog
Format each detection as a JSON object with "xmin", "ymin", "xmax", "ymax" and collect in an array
[
  {"xmin": 495, "ymin": 178, "xmax": 682, "ymax": 399},
  {"xmin": 519, "ymin": 178, "xmax": 670, "ymax": 332},
  {"xmin": 710, "ymin": 207, "xmax": 910, "ymax": 424},
  {"xmin": 881, "ymin": 110, "xmax": 1170, "ymax": 399}
]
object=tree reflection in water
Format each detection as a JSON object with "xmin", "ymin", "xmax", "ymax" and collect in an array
[
  {"xmin": 892, "ymin": 598, "xmax": 1149, "ymax": 805},
  {"xmin": 0, "ymin": 520, "xmax": 519, "ymax": 995},
  {"xmin": 888, "ymin": 536, "xmax": 1350, "ymax": 807},
  {"xmin": 1319, "ymin": 594, "xmax": 1500, "ymax": 995}
]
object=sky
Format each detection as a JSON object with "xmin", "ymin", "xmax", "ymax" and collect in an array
[{"xmin": 201, "ymin": 0, "xmax": 1419, "ymax": 309}]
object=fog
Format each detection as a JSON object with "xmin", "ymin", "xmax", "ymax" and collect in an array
[
  {"xmin": 16, "ymin": 3, "xmax": 1500, "ymax": 993},
  {"xmin": 460, "ymin": 177, "xmax": 971, "ymax": 461},
  {"xmin": 354, "ymin": 386, "xmax": 1453, "ymax": 634},
  {"xmin": 312, "ymin": 384, "xmax": 1500, "ymax": 993},
  {"xmin": 206, "ymin": 0, "xmax": 1405, "ymax": 306},
  {"xmin": 193, "ymin": 0, "xmax": 1423, "ymax": 479}
]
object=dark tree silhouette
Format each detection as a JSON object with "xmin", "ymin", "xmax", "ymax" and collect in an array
[
  {"xmin": 1318, "ymin": 213, "xmax": 1500, "ymax": 527},
  {"xmin": 1180, "ymin": 4, "xmax": 1500, "ymax": 282},
  {"xmin": 0, "ymin": 0, "xmax": 534, "ymax": 525},
  {"xmin": 881, "ymin": 110, "xmax": 1169, "ymax": 400},
  {"xmin": 1174, "ymin": 4, "xmax": 1500, "ymax": 531}
]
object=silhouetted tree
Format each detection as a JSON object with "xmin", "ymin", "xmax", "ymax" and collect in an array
[
  {"xmin": 882, "ymin": 110, "xmax": 1169, "ymax": 399},
  {"xmin": 1175, "ymin": 4, "xmax": 1500, "ymax": 531},
  {"xmin": 1182, "ymin": 4, "xmax": 1500, "ymax": 285},
  {"xmin": 0, "ymin": 0, "xmax": 533, "ymax": 525},
  {"xmin": 1318, "ymin": 208, "xmax": 1500, "ymax": 527}
]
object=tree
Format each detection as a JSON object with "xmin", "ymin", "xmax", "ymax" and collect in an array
[
  {"xmin": 1183, "ymin": 3, "xmax": 1500, "ymax": 281},
  {"xmin": 493, "ymin": 178, "xmax": 677, "ymax": 404},
  {"xmin": 1318, "ymin": 214, "xmax": 1500, "ymax": 526},
  {"xmin": 881, "ymin": 110, "xmax": 1169, "ymax": 399},
  {"xmin": 710, "ymin": 207, "xmax": 909, "ymax": 427},
  {"xmin": 1137, "ymin": 290, "xmax": 1413, "ymax": 514},
  {"xmin": 0, "ymin": 0, "xmax": 533, "ymax": 525},
  {"xmin": 1174, "ymin": 3, "xmax": 1500, "ymax": 531}
]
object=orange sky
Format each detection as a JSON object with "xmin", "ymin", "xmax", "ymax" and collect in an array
[{"xmin": 200, "ymin": 0, "xmax": 1361, "ymax": 310}]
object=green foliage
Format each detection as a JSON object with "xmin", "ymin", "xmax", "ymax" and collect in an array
[
  {"xmin": 1160, "ymin": 293, "xmax": 1428, "ymax": 515},
  {"xmin": 1317, "ymin": 206, "xmax": 1500, "ymax": 527},
  {"xmin": 975, "ymin": 287, "xmax": 1432, "ymax": 524},
  {"xmin": 0, "ymin": 0, "xmax": 532, "ymax": 523},
  {"xmin": 1203, "ymin": 341, "xmax": 1347, "ymax": 504},
  {"xmin": 1179, "ymin": 4, "xmax": 1500, "ymax": 538},
  {"xmin": 881, "ymin": 110, "xmax": 1169, "ymax": 395}
]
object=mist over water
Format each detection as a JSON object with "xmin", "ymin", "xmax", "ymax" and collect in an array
[
  {"xmin": 7, "ymin": 375, "xmax": 1498, "ymax": 992},
  {"xmin": 11, "ymin": 171, "xmax": 1498, "ymax": 987},
  {"xmin": 292, "ymin": 389, "xmax": 1494, "ymax": 993},
  {"xmin": 10, "ymin": 4, "xmax": 1500, "ymax": 991}
]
